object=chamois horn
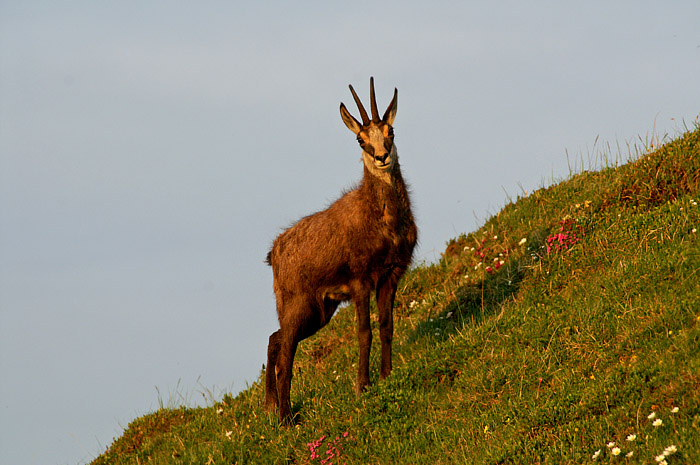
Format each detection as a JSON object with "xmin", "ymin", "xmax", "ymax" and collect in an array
[
  {"xmin": 370, "ymin": 76, "xmax": 380, "ymax": 123},
  {"xmin": 348, "ymin": 83, "xmax": 369, "ymax": 125}
]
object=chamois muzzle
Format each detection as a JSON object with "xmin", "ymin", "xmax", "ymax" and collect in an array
[{"xmin": 374, "ymin": 153, "xmax": 390, "ymax": 165}]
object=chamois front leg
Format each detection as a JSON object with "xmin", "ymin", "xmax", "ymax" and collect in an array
[
  {"xmin": 354, "ymin": 289, "xmax": 372, "ymax": 394},
  {"xmin": 376, "ymin": 274, "xmax": 398, "ymax": 379}
]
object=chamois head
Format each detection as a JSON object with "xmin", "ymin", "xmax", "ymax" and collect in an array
[{"xmin": 339, "ymin": 77, "xmax": 398, "ymax": 179}]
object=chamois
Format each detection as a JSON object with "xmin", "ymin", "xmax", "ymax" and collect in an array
[{"xmin": 264, "ymin": 77, "xmax": 417, "ymax": 422}]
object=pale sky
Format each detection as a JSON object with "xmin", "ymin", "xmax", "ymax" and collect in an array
[{"xmin": 1, "ymin": 2, "xmax": 699, "ymax": 464}]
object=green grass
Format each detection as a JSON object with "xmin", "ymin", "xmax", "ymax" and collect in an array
[{"xmin": 92, "ymin": 127, "xmax": 700, "ymax": 464}]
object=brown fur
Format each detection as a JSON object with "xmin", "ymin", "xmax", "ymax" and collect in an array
[{"xmin": 264, "ymin": 78, "xmax": 417, "ymax": 422}]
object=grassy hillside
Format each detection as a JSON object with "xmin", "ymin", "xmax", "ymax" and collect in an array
[{"xmin": 93, "ymin": 127, "xmax": 700, "ymax": 464}]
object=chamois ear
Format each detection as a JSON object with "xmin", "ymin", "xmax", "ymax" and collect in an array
[
  {"xmin": 340, "ymin": 103, "xmax": 362, "ymax": 135},
  {"xmin": 382, "ymin": 88, "xmax": 398, "ymax": 126}
]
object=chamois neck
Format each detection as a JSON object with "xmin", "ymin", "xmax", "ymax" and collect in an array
[
  {"xmin": 361, "ymin": 158, "xmax": 412, "ymax": 211},
  {"xmin": 361, "ymin": 156, "xmax": 414, "ymax": 236},
  {"xmin": 363, "ymin": 160, "xmax": 398, "ymax": 191}
]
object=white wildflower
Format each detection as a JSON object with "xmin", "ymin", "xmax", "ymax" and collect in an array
[
  {"xmin": 653, "ymin": 418, "xmax": 663, "ymax": 427},
  {"xmin": 592, "ymin": 449, "xmax": 601, "ymax": 460},
  {"xmin": 671, "ymin": 406, "xmax": 679, "ymax": 413},
  {"xmin": 626, "ymin": 451, "xmax": 634, "ymax": 458},
  {"xmin": 519, "ymin": 238, "xmax": 527, "ymax": 246},
  {"xmin": 611, "ymin": 447, "xmax": 621, "ymax": 456},
  {"xmin": 647, "ymin": 411, "xmax": 657, "ymax": 420},
  {"xmin": 626, "ymin": 434, "xmax": 636, "ymax": 441},
  {"xmin": 655, "ymin": 454, "xmax": 667, "ymax": 463},
  {"xmin": 409, "ymin": 300, "xmax": 419, "ymax": 309},
  {"xmin": 663, "ymin": 445, "xmax": 678, "ymax": 455},
  {"xmin": 225, "ymin": 430, "xmax": 233, "ymax": 438}
]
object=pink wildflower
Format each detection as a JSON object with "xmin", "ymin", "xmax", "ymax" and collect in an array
[{"xmin": 546, "ymin": 219, "xmax": 583, "ymax": 254}]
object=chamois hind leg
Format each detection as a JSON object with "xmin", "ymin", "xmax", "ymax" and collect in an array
[
  {"xmin": 274, "ymin": 296, "xmax": 335, "ymax": 422},
  {"xmin": 275, "ymin": 328, "xmax": 300, "ymax": 422},
  {"xmin": 377, "ymin": 272, "xmax": 399, "ymax": 380},
  {"xmin": 275, "ymin": 296, "xmax": 317, "ymax": 422},
  {"xmin": 353, "ymin": 288, "xmax": 372, "ymax": 395},
  {"xmin": 264, "ymin": 330, "xmax": 281, "ymax": 411}
]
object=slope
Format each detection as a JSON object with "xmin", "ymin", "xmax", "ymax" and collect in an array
[{"xmin": 93, "ymin": 127, "xmax": 700, "ymax": 464}]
